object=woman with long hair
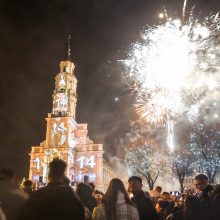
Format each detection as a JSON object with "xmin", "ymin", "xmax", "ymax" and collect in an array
[{"xmin": 92, "ymin": 178, "xmax": 139, "ymax": 220}]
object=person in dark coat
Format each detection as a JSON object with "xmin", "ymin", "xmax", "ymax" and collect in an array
[
  {"xmin": 22, "ymin": 179, "xmax": 33, "ymax": 196},
  {"xmin": 128, "ymin": 176, "xmax": 159, "ymax": 220},
  {"xmin": 194, "ymin": 173, "xmax": 214, "ymax": 220},
  {"xmin": 166, "ymin": 195, "xmax": 204, "ymax": 220},
  {"xmin": 156, "ymin": 200, "xmax": 172, "ymax": 220},
  {"xmin": 17, "ymin": 158, "xmax": 84, "ymax": 220},
  {"xmin": 210, "ymin": 185, "xmax": 220, "ymax": 220},
  {"xmin": 0, "ymin": 168, "xmax": 28, "ymax": 220},
  {"xmin": 76, "ymin": 182, "xmax": 97, "ymax": 213}
]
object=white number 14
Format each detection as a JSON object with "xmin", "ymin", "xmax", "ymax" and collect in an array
[{"xmin": 77, "ymin": 156, "xmax": 96, "ymax": 169}]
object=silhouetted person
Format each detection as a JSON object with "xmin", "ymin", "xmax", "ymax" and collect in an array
[
  {"xmin": 128, "ymin": 176, "xmax": 159, "ymax": 220},
  {"xmin": 88, "ymin": 182, "xmax": 95, "ymax": 192},
  {"xmin": 166, "ymin": 195, "xmax": 204, "ymax": 220},
  {"xmin": 94, "ymin": 189, "xmax": 103, "ymax": 205},
  {"xmin": 0, "ymin": 168, "xmax": 28, "ymax": 220},
  {"xmin": 194, "ymin": 173, "xmax": 213, "ymax": 220},
  {"xmin": 156, "ymin": 200, "xmax": 172, "ymax": 220},
  {"xmin": 150, "ymin": 186, "xmax": 162, "ymax": 203},
  {"xmin": 76, "ymin": 182, "xmax": 97, "ymax": 213},
  {"xmin": 22, "ymin": 179, "xmax": 33, "ymax": 195},
  {"xmin": 162, "ymin": 192, "xmax": 173, "ymax": 202},
  {"xmin": 63, "ymin": 176, "xmax": 71, "ymax": 186},
  {"xmin": 18, "ymin": 158, "xmax": 84, "ymax": 220},
  {"xmin": 185, "ymin": 195, "xmax": 204, "ymax": 220},
  {"xmin": 210, "ymin": 185, "xmax": 220, "ymax": 220}
]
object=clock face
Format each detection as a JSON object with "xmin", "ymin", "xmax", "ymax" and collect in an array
[
  {"xmin": 58, "ymin": 74, "xmax": 66, "ymax": 87},
  {"xmin": 59, "ymin": 78, "xmax": 66, "ymax": 87}
]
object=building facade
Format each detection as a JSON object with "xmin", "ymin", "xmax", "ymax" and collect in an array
[{"xmin": 29, "ymin": 50, "xmax": 115, "ymax": 191}]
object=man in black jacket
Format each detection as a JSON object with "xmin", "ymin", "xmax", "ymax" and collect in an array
[
  {"xmin": 18, "ymin": 158, "xmax": 85, "ymax": 220},
  {"xmin": 194, "ymin": 173, "xmax": 214, "ymax": 220},
  {"xmin": 128, "ymin": 176, "xmax": 159, "ymax": 220}
]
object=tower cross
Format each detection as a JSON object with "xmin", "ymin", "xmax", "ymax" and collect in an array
[{"xmin": 67, "ymin": 35, "xmax": 72, "ymax": 61}]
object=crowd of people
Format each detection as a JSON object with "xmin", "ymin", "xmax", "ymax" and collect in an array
[{"xmin": 0, "ymin": 158, "xmax": 219, "ymax": 220}]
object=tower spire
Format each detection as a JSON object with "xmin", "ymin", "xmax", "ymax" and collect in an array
[{"xmin": 67, "ymin": 34, "xmax": 71, "ymax": 61}]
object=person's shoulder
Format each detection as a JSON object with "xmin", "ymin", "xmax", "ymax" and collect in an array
[
  {"xmin": 166, "ymin": 209, "xmax": 185, "ymax": 220},
  {"xmin": 95, "ymin": 203, "xmax": 105, "ymax": 209},
  {"xmin": 136, "ymin": 190, "xmax": 153, "ymax": 202},
  {"xmin": 166, "ymin": 213, "xmax": 174, "ymax": 220},
  {"xmin": 37, "ymin": 184, "xmax": 73, "ymax": 192},
  {"xmin": 170, "ymin": 207, "xmax": 185, "ymax": 220},
  {"xmin": 84, "ymin": 206, "xmax": 92, "ymax": 220},
  {"xmin": 87, "ymin": 195, "xmax": 97, "ymax": 206},
  {"xmin": 205, "ymin": 185, "xmax": 214, "ymax": 193},
  {"xmin": 30, "ymin": 184, "xmax": 72, "ymax": 198},
  {"xmin": 92, "ymin": 204, "xmax": 106, "ymax": 219},
  {"xmin": 137, "ymin": 192, "xmax": 154, "ymax": 208},
  {"xmin": 31, "ymin": 185, "xmax": 49, "ymax": 196},
  {"xmin": 143, "ymin": 193, "xmax": 154, "ymax": 203},
  {"xmin": 11, "ymin": 188, "xmax": 29, "ymax": 200}
]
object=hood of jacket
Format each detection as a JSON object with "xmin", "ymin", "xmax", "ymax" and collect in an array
[{"xmin": 116, "ymin": 191, "xmax": 126, "ymax": 205}]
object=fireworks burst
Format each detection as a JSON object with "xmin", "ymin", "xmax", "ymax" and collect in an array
[{"xmin": 123, "ymin": 0, "xmax": 220, "ymax": 151}]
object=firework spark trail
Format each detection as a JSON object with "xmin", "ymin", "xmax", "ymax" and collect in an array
[
  {"xmin": 167, "ymin": 120, "xmax": 174, "ymax": 152},
  {"xmin": 182, "ymin": 0, "xmax": 188, "ymax": 23},
  {"xmin": 122, "ymin": 1, "xmax": 220, "ymax": 151}
]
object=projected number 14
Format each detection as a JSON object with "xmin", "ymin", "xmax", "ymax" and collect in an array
[{"xmin": 77, "ymin": 156, "xmax": 96, "ymax": 169}]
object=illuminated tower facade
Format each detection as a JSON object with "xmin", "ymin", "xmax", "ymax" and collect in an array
[
  {"xmin": 28, "ymin": 38, "xmax": 114, "ymax": 190},
  {"xmin": 52, "ymin": 60, "xmax": 77, "ymax": 119}
]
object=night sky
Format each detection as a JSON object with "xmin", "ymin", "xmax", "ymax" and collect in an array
[{"xmin": 0, "ymin": 0, "xmax": 219, "ymax": 178}]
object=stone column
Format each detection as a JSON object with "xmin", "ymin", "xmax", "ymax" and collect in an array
[
  {"xmin": 95, "ymin": 146, "xmax": 104, "ymax": 191},
  {"xmin": 45, "ymin": 117, "xmax": 52, "ymax": 146},
  {"xmin": 29, "ymin": 149, "xmax": 34, "ymax": 180}
]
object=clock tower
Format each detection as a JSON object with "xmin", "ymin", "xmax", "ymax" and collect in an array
[
  {"xmin": 52, "ymin": 60, "xmax": 77, "ymax": 119},
  {"xmin": 28, "ymin": 38, "xmax": 111, "ymax": 190}
]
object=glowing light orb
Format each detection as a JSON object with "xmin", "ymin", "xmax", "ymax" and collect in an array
[
  {"xmin": 114, "ymin": 96, "xmax": 119, "ymax": 102},
  {"xmin": 158, "ymin": 13, "xmax": 164, "ymax": 19}
]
